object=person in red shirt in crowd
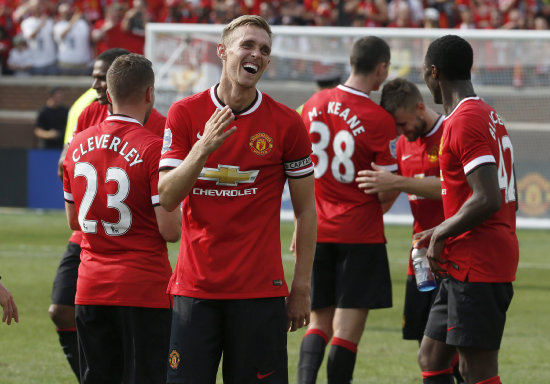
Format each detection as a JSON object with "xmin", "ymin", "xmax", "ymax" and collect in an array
[
  {"xmin": 63, "ymin": 53, "xmax": 181, "ymax": 384},
  {"xmin": 417, "ymin": 34, "xmax": 518, "ymax": 384},
  {"xmin": 51, "ymin": 47, "xmax": 166, "ymax": 383},
  {"xmin": 91, "ymin": 3, "xmax": 126, "ymax": 55},
  {"xmin": 298, "ymin": 36, "xmax": 398, "ymax": 384},
  {"xmin": 158, "ymin": 15, "xmax": 316, "ymax": 383}
]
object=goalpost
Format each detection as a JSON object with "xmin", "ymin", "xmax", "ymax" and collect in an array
[{"xmin": 145, "ymin": 24, "xmax": 550, "ymax": 229}]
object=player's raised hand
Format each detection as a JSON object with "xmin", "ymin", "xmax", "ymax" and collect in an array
[
  {"xmin": 0, "ymin": 282, "xmax": 19, "ymax": 326},
  {"xmin": 356, "ymin": 162, "xmax": 397, "ymax": 194},
  {"xmin": 199, "ymin": 106, "xmax": 237, "ymax": 155}
]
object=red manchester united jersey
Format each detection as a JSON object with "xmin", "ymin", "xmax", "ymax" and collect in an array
[
  {"xmin": 397, "ymin": 116, "xmax": 445, "ymax": 275},
  {"xmin": 74, "ymin": 101, "xmax": 166, "ymax": 138},
  {"xmin": 440, "ymin": 97, "xmax": 518, "ymax": 282},
  {"xmin": 63, "ymin": 115, "xmax": 172, "ymax": 308},
  {"xmin": 302, "ymin": 85, "xmax": 398, "ymax": 243},
  {"xmin": 159, "ymin": 85, "xmax": 314, "ymax": 300}
]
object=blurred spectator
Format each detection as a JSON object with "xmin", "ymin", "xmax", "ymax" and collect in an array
[
  {"xmin": 259, "ymin": 1, "xmax": 282, "ymax": 25},
  {"xmin": 91, "ymin": 3, "xmax": 125, "ymax": 55},
  {"xmin": 500, "ymin": 6, "xmax": 527, "ymax": 27},
  {"xmin": 54, "ymin": 3, "xmax": 92, "ymax": 75},
  {"xmin": 457, "ymin": 6, "xmax": 477, "ymax": 28},
  {"xmin": 388, "ymin": 1, "xmax": 420, "ymax": 26},
  {"xmin": 388, "ymin": 0, "xmax": 425, "ymax": 26},
  {"xmin": 347, "ymin": 0, "xmax": 389, "ymax": 27},
  {"xmin": 0, "ymin": 0, "xmax": 15, "ymax": 74},
  {"xmin": 7, "ymin": 34, "xmax": 32, "ymax": 76},
  {"xmin": 20, "ymin": 0, "xmax": 58, "ymax": 75},
  {"xmin": 424, "ymin": 7, "xmax": 440, "ymax": 27},
  {"xmin": 120, "ymin": 0, "xmax": 149, "ymax": 53},
  {"xmin": 34, "ymin": 87, "xmax": 68, "ymax": 149}
]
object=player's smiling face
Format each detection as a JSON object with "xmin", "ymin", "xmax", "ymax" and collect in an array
[
  {"xmin": 92, "ymin": 59, "xmax": 110, "ymax": 105},
  {"xmin": 220, "ymin": 25, "xmax": 271, "ymax": 88},
  {"xmin": 393, "ymin": 106, "xmax": 427, "ymax": 142}
]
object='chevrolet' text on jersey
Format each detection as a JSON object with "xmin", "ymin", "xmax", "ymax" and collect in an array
[
  {"xmin": 159, "ymin": 85, "xmax": 314, "ymax": 300},
  {"xmin": 63, "ymin": 115, "xmax": 172, "ymax": 308},
  {"xmin": 302, "ymin": 84, "xmax": 398, "ymax": 243},
  {"xmin": 439, "ymin": 97, "xmax": 518, "ymax": 283},
  {"xmin": 397, "ymin": 115, "xmax": 446, "ymax": 276}
]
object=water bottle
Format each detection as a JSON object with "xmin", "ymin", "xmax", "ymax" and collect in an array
[{"xmin": 411, "ymin": 243, "xmax": 437, "ymax": 292}]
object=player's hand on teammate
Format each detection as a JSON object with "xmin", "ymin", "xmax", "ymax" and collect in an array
[
  {"xmin": 199, "ymin": 106, "xmax": 237, "ymax": 155},
  {"xmin": 355, "ymin": 163, "xmax": 397, "ymax": 194},
  {"xmin": 285, "ymin": 285, "xmax": 310, "ymax": 332},
  {"xmin": 413, "ymin": 228, "xmax": 447, "ymax": 278},
  {"xmin": 0, "ymin": 281, "xmax": 19, "ymax": 325}
]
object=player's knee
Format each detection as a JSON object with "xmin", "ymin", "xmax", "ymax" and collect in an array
[
  {"xmin": 49, "ymin": 304, "xmax": 75, "ymax": 328},
  {"xmin": 417, "ymin": 347, "xmax": 430, "ymax": 371}
]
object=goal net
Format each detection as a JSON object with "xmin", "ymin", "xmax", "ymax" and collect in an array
[{"xmin": 146, "ymin": 24, "xmax": 550, "ymax": 228}]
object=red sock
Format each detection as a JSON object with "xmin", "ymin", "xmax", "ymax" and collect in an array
[{"xmin": 476, "ymin": 376, "xmax": 501, "ymax": 384}]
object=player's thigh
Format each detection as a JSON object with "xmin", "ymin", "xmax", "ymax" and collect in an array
[
  {"xmin": 402, "ymin": 274, "xmax": 438, "ymax": 341},
  {"xmin": 118, "ymin": 306, "xmax": 171, "ymax": 384},
  {"xmin": 311, "ymin": 243, "xmax": 338, "ymax": 310},
  {"xmin": 167, "ymin": 296, "xmax": 223, "ymax": 384},
  {"xmin": 51, "ymin": 241, "xmax": 81, "ymax": 305},
  {"xmin": 446, "ymin": 278, "xmax": 514, "ymax": 349},
  {"xmin": 76, "ymin": 305, "xmax": 123, "ymax": 383},
  {"xmin": 335, "ymin": 243, "xmax": 392, "ymax": 309},
  {"xmin": 222, "ymin": 297, "xmax": 288, "ymax": 384}
]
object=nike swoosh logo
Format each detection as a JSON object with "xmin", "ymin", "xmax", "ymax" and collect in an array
[
  {"xmin": 447, "ymin": 326, "xmax": 457, "ymax": 331},
  {"xmin": 401, "ymin": 154, "xmax": 413, "ymax": 161},
  {"xmin": 257, "ymin": 371, "xmax": 275, "ymax": 379},
  {"xmin": 197, "ymin": 132, "xmax": 202, "ymax": 140}
]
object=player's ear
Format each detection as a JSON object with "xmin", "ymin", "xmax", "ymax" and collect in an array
[
  {"xmin": 416, "ymin": 101, "xmax": 426, "ymax": 113},
  {"xmin": 145, "ymin": 86, "xmax": 153, "ymax": 103},
  {"xmin": 217, "ymin": 43, "xmax": 227, "ymax": 60},
  {"xmin": 106, "ymin": 89, "xmax": 113, "ymax": 105}
]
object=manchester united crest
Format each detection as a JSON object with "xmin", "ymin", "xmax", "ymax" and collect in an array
[
  {"xmin": 169, "ymin": 349, "xmax": 180, "ymax": 370},
  {"xmin": 427, "ymin": 145, "xmax": 439, "ymax": 163},
  {"xmin": 249, "ymin": 132, "xmax": 273, "ymax": 156}
]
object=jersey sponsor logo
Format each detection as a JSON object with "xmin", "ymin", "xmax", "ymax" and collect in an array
[
  {"xmin": 389, "ymin": 138, "xmax": 398, "ymax": 159},
  {"xmin": 192, "ymin": 187, "xmax": 258, "ymax": 197},
  {"xmin": 162, "ymin": 128, "xmax": 172, "ymax": 154},
  {"xmin": 284, "ymin": 156, "xmax": 312, "ymax": 170},
  {"xmin": 427, "ymin": 145, "xmax": 439, "ymax": 163},
  {"xmin": 199, "ymin": 165, "xmax": 259, "ymax": 186},
  {"xmin": 249, "ymin": 132, "xmax": 273, "ymax": 156},
  {"xmin": 168, "ymin": 349, "xmax": 180, "ymax": 370}
]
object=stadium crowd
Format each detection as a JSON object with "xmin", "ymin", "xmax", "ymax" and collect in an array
[{"xmin": 0, "ymin": 0, "xmax": 549, "ymax": 75}]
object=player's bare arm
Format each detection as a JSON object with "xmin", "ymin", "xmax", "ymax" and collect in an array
[
  {"xmin": 417, "ymin": 163, "xmax": 502, "ymax": 275},
  {"xmin": 0, "ymin": 281, "xmax": 19, "ymax": 325},
  {"xmin": 159, "ymin": 106, "xmax": 237, "ymax": 211},
  {"xmin": 154, "ymin": 205, "xmax": 182, "ymax": 243},
  {"xmin": 286, "ymin": 174, "xmax": 316, "ymax": 332},
  {"xmin": 64, "ymin": 201, "xmax": 80, "ymax": 231},
  {"xmin": 356, "ymin": 162, "xmax": 442, "ymax": 200},
  {"xmin": 57, "ymin": 144, "xmax": 69, "ymax": 180}
]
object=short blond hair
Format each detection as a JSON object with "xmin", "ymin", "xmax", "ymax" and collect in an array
[{"xmin": 222, "ymin": 15, "xmax": 272, "ymax": 45}]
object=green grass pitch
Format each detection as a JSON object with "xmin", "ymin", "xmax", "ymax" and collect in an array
[{"xmin": 0, "ymin": 209, "xmax": 549, "ymax": 383}]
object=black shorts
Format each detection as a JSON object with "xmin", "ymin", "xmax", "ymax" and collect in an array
[
  {"xmin": 167, "ymin": 296, "xmax": 288, "ymax": 384},
  {"xmin": 51, "ymin": 241, "xmax": 81, "ymax": 305},
  {"xmin": 76, "ymin": 305, "xmax": 171, "ymax": 384},
  {"xmin": 311, "ymin": 243, "xmax": 392, "ymax": 310},
  {"xmin": 424, "ymin": 276, "xmax": 514, "ymax": 350},
  {"xmin": 402, "ymin": 274, "xmax": 439, "ymax": 341}
]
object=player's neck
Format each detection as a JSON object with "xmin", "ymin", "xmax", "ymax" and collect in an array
[
  {"xmin": 217, "ymin": 79, "xmax": 258, "ymax": 113},
  {"xmin": 442, "ymin": 81, "xmax": 476, "ymax": 114},
  {"xmin": 111, "ymin": 105, "xmax": 146, "ymax": 125},
  {"xmin": 343, "ymin": 74, "xmax": 378, "ymax": 96}
]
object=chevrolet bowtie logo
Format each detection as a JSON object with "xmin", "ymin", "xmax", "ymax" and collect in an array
[{"xmin": 199, "ymin": 165, "xmax": 259, "ymax": 186}]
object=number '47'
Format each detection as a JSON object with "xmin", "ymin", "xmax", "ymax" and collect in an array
[{"xmin": 497, "ymin": 135, "xmax": 516, "ymax": 203}]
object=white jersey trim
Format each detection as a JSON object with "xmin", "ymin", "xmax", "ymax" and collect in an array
[
  {"xmin": 374, "ymin": 163, "xmax": 399, "ymax": 172},
  {"xmin": 159, "ymin": 158, "xmax": 183, "ymax": 169},
  {"xmin": 151, "ymin": 195, "xmax": 160, "ymax": 205},
  {"xmin": 464, "ymin": 155, "xmax": 496, "ymax": 174},
  {"xmin": 105, "ymin": 115, "xmax": 143, "ymax": 126},
  {"xmin": 209, "ymin": 85, "xmax": 263, "ymax": 116},
  {"xmin": 425, "ymin": 115, "xmax": 445, "ymax": 138},
  {"xmin": 337, "ymin": 84, "xmax": 371, "ymax": 99},
  {"xmin": 64, "ymin": 191, "xmax": 74, "ymax": 202},
  {"xmin": 444, "ymin": 97, "xmax": 481, "ymax": 120}
]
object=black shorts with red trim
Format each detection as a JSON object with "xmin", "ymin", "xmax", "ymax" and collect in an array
[
  {"xmin": 424, "ymin": 276, "xmax": 514, "ymax": 349},
  {"xmin": 402, "ymin": 274, "xmax": 439, "ymax": 341},
  {"xmin": 311, "ymin": 243, "xmax": 392, "ymax": 310},
  {"xmin": 51, "ymin": 241, "xmax": 81, "ymax": 306},
  {"xmin": 167, "ymin": 296, "xmax": 288, "ymax": 384}
]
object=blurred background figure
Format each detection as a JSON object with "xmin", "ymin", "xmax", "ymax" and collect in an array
[
  {"xmin": 54, "ymin": 3, "xmax": 92, "ymax": 76},
  {"xmin": 34, "ymin": 87, "xmax": 68, "ymax": 149},
  {"xmin": 7, "ymin": 34, "xmax": 32, "ymax": 76}
]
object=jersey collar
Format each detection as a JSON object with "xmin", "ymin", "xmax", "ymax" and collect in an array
[
  {"xmin": 209, "ymin": 84, "xmax": 263, "ymax": 116},
  {"xmin": 425, "ymin": 114, "xmax": 445, "ymax": 138},
  {"xmin": 105, "ymin": 115, "xmax": 143, "ymax": 126},
  {"xmin": 444, "ymin": 96, "xmax": 480, "ymax": 120},
  {"xmin": 337, "ymin": 84, "xmax": 370, "ymax": 99}
]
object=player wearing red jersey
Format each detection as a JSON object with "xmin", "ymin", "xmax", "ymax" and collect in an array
[
  {"xmin": 355, "ymin": 78, "xmax": 464, "ymax": 384},
  {"xmin": 63, "ymin": 54, "xmax": 181, "ymax": 384},
  {"xmin": 297, "ymin": 36, "xmax": 398, "ymax": 384},
  {"xmin": 50, "ymin": 48, "xmax": 132, "ymax": 382},
  {"xmin": 416, "ymin": 35, "xmax": 518, "ymax": 384},
  {"xmin": 158, "ymin": 15, "xmax": 316, "ymax": 383}
]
